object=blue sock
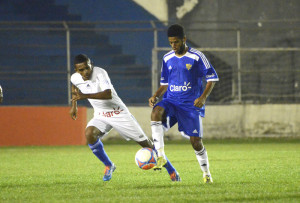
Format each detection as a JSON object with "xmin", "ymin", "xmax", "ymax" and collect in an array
[
  {"xmin": 88, "ymin": 139, "xmax": 112, "ymax": 166},
  {"xmin": 164, "ymin": 156, "xmax": 176, "ymax": 175},
  {"xmin": 153, "ymin": 147, "xmax": 176, "ymax": 175}
]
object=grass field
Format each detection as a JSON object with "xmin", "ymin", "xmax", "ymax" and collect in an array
[{"xmin": 0, "ymin": 138, "xmax": 299, "ymax": 202}]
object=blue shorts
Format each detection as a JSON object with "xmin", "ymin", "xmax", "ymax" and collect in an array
[{"xmin": 154, "ymin": 99, "xmax": 203, "ymax": 138}]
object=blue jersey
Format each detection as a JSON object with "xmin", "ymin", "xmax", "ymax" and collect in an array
[{"xmin": 160, "ymin": 47, "xmax": 219, "ymax": 116}]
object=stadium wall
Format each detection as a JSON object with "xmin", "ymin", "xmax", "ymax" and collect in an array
[
  {"xmin": 1, "ymin": 104, "xmax": 298, "ymax": 146},
  {"xmin": 91, "ymin": 104, "xmax": 300, "ymax": 141},
  {"xmin": 0, "ymin": 106, "xmax": 87, "ymax": 146}
]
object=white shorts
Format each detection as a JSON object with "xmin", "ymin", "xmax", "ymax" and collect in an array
[{"xmin": 86, "ymin": 110, "xmax": 148, "ymax": 142}]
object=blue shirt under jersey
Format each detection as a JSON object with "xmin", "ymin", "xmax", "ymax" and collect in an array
[{"xmin": 160, "ymin": 47, "xmax": 219, "ymax": 116}]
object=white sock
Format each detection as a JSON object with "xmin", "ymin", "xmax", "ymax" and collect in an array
[
  {"xmin": 151, "ymin": 121, "xmax": 165, "ymax": 157},
  {"xmin": 195, "ymin": 147, "xmax": 211, "ymax": 176}
]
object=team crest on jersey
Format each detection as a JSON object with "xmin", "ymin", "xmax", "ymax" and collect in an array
[{"xmin": 186, "ymin": 64, "xmax": 192, "ymax": 70}]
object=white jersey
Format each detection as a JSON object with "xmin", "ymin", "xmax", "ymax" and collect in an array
[
  {"xmin": 70, "ymin": 66, "xmax": 148, "ymax": 142},
  {"xmin": 70, "ymin": 66, "xmax": 128, "ymax": 116}
]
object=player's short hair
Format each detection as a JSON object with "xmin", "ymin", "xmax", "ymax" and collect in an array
[
  {"xmin": 167, "ymin": 24, "xmax": 185, "ymax": 39},
  {"xmin": 74, "ymin": 54, "xmax": 90, "ymax": 64}
]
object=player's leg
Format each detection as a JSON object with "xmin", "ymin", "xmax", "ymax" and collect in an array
[
  {"xmin": 150, "ymin": 102, "xmax": 180, "ymax": 180},
  {"xmin": 86, "ymin": 126, "xmax": 112, "ymax": 166},
  {"xmin": 137, "ymin": 139, "xmax": 154, "ymax": 148},
  {"xmin": 190, "ymin": 136, "xmax": 212, "ymax": 183},
  {"xmin": 86, "ymin": 120, "xmax": 116, "ymax": 181},
  {"xmin": 109, "ymin": 109, "xmax": 165, "ymax": 160},
  {"xmin": 111, "ymin": 112, "xmax": 180, "ymax": 181},
  {"xmin": 177, "ymin": 108, "xmax": 212, "ymax": 183},
  {"xmin": 151, "ymin": 105, "xmax": 167, "ymax": 170},
  {"xmin": 136, "ymin": 138, "xmax": 180, "ymax": 181}
]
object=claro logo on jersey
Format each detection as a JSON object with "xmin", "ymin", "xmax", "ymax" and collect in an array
[
  {"xmin": 170, "ymin": 82, "xmax": 191, "ymax": 92},
  {"xmin": 206, "ymin": 73, "xmax": 215, "ymax": 78},
  {"xmin": 101, "ymin": 107, "xmax": 124, "ymax": 117}
]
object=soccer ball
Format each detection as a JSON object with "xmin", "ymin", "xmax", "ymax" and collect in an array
[{"xmin": 135, "ymin": 148, "xmax": 157, "ymax": 170}]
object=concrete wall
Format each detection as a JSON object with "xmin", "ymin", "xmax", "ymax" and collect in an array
[
  {"xmin": 204, "ymin": 104, "xmax": 300, "ymax": 138},
  {"xmin": 0, "ymin": 106, "xmax": 87, "ymax": 146},
  {"xmin": 87, "ymin": 104, "xmax": 300, "ymax": 141}
]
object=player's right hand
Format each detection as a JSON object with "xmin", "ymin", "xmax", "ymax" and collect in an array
[
  {"xmin": 69, "ymin": 107, "xmax": 78, "ymax": 120},
  {"xmin": 148, "ymin": 96, "xmax": 158, "ymax": 107}
]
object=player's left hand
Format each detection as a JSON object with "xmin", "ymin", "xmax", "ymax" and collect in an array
[
  {"xmin": 148, "ymin": 96, "xmax": 158, "ymax": 107},
  {"xmin": 194, "ymin": 96, "xmax": 206, "ymax": 108},
  {"xmin": 69, "ymin": 106, "xmax": 78, "ymax": 120}
]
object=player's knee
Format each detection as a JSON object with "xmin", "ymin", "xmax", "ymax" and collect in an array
[
  {"xmin": 190, "ymin": 137, "xmax": 204, "ymax": 151},
  {"xmin": 85, "ymin": 127, "xmax": 101, "ymax": 144},
  {"xmin": 85, "ymin": 131, "xmax": 95, "ymax": 144},
  {"xmin": 151, "ymin": 106, "xmax": 164, "ymax": 121}
]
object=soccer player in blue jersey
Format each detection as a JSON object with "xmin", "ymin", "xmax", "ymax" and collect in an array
[{"xmin": 149, "ymin": 24, "xmax": 219, "ymax": 183}]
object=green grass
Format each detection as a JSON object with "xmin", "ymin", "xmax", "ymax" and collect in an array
[{"xmin": 0, "ymin": 139, "xmax": 299, "ymax": 202}]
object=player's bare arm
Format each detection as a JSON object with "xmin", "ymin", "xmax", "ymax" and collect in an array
[
  {"xmin": 72, "ymin": 89, "xmax": 112, "ymax": 101},
  {"xmin": 69, "ymin": 85, "xmax": 78, "ymax": 120},
  {"xmin": 194, "ymin": 81, "xmax": 216, "ymax": 108},
  {"xmin": 149, "ymin": 85, "xmax": 168, "ymax": 107}
]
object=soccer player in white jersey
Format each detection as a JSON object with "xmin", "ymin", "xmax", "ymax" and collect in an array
[
  {"xmin": 70, "ymin": 54, "xmax": 180, "ymax": 182},
  {"xmin": 149, "ymin": 24, "xmax": 219, "ymax": 183}
]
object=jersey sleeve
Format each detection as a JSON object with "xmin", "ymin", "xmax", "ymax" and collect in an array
[
  {"xmin": 97, "ymin": 69, "xmax": 113, "ymax": 91},
  {"xmin": 205, "ymin": 63, "xmax": 219, "ymax": 82},
  {"xmin": 160, "ymin": 60, "xmax": 169, "ymax": 85},
  {"xmin": 70, "ymin": 73, "xmax": 85, "ymax": 88},
  {"xmin": 197, "ymin": 54, "xmax": 219, "ymax": 82},
  {"xmin": 71, "ymin": 73, "xmax": 93, "ymax": 94}
]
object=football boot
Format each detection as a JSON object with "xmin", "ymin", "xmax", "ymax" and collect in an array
[
  {"xmin": 153, "ymin": 156, "xmax": 167, "ymax": 171},
  {"xmin": 103, "ymin": 163, "xmax": 116, "ymax": 181}
]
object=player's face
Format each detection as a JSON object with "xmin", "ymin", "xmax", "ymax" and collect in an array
[
  {"xmin": 168, "ymin": 36, "xmax": 186, "ymax": 55},
  {"xmin": 75, "ymin": 61, "xmax": 92, "ymax": 80}
]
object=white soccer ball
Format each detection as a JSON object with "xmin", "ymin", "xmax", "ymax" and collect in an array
[{"xmin": 135, "ymin": 148, "xmax": 157, "ymax": 170}]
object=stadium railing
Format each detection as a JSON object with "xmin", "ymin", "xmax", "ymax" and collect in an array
[
  {"xmin": 0, "ymin": 20, "xmax": 299, "ymax": 105},
  {"xmin": 152, "ymin": 19, "xmax": 300, "ymax": 104}
]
